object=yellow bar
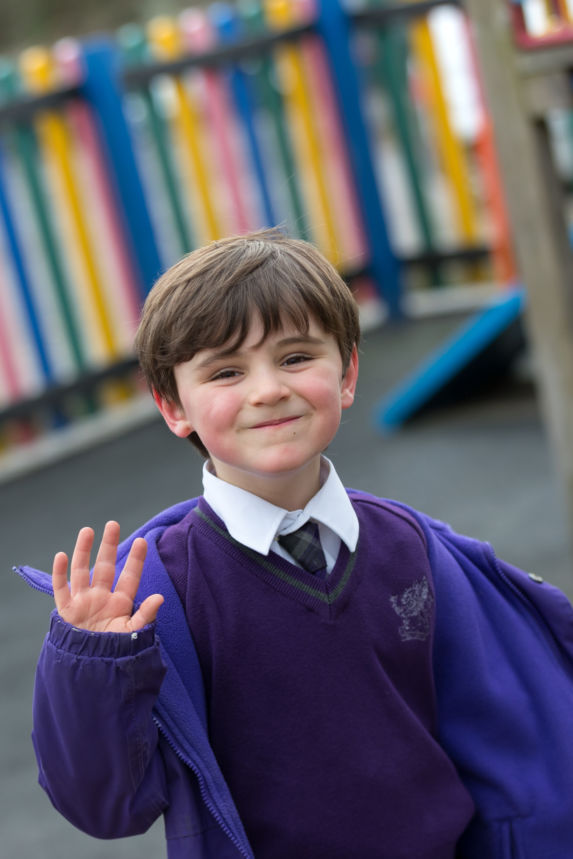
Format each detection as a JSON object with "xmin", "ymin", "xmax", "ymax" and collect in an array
[
  {"xmin": 147, "ymin": 17, "xmax": 220, "ymax": 242},
  {"xmin": 411, "ymin": 20, "xmax": 479, "ymax": 244},
  {"xmin": 20, "ymin": 47, "xmax": 120, "ymax": 359},
  {"xmin": 264, "ymin": 0, "xmax": 340, "ymax": 264},
  {"xmin": 541, "ymin": 0, "xmax": 557, "ymax": 24},
  {"xmin": 555, "ymin": 0, "xmax": 573, "ymax": 24}
]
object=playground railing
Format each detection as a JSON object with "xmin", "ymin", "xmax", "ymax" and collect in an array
[{"xmin": 0, "ymin": 0, "xmax": 514, "ymax": 466}]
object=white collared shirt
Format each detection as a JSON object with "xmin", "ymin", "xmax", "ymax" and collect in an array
[{"xmin": 202, "ymin": 457, "xmax": 359, "ymax": 573}]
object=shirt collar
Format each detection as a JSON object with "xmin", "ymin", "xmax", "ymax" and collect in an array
[{"xmin": 202, "ymin": 457, "xmax": 359, "ymax": 556}]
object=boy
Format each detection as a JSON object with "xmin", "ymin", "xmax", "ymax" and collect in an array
[{"xmin": 19, "ymin": 230, "xmax": 573, "ymax": 858}]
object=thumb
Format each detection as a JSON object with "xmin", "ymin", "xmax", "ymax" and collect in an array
[{"xmin": 129, "ymin": 593, "xmax": 165, "ymax": 631}]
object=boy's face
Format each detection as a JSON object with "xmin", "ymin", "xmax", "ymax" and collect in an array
[{"xmin": 156, "ymin": 314, "xmax": 358, "ymax": 508}]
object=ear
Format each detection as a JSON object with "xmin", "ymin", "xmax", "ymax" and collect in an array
[
  {"xmin": 340, "ymin": 345, "xmax": 359, "ymax": 410},
  {"xmin": 152, "ymin": 390, "xmax": 193, "ymax": 438}
]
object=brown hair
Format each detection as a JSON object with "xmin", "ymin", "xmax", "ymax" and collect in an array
[{"xmin": 134, "ymin": 229, "xmax": 360, "ymax": 454}]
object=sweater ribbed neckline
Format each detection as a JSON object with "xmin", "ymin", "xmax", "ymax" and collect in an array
[{"xmin": 193, "ymin": 499, "xmax": 358, "ymax": 617}]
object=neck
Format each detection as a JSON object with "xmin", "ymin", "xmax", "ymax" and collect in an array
[{"xmin": 211, "ymin": 458, "xmax": 322, "ymax": 511}]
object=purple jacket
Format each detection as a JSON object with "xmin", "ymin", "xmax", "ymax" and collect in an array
[{"xmin": 16, "ymin": 492, "xmax": 573, "ymax": 858}]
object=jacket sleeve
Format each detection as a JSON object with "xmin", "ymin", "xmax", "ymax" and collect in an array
[
  {"xmin": 32, "ymin": 610, "xmax": 169, "ymax": 839},
  {"xmin": 426, "ymin": 520, "xmax": 573, "ymax": 858}
]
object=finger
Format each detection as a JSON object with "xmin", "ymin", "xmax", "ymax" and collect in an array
[
  {"xmin": 113, "ymin": 537, "xmax": 148, "ymax": 604},
  {"xmin": 69, "ymin": 527, "xmax": 95, "ymax": 597},
  {"xmin": 129, "ymin": 593, "xmax": 164, "ymax": 631},
  {"xmin": 91, "ymin": 520, "xmax": 121, "ymax": 590},
  {"xmin": 52, "ymin": 551, "xmax": 70, "ymax": 613}
]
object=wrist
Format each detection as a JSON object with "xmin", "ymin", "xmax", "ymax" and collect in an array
[{"xmin": 49, "ymin": 609, "xmax": 157, "ymax": 657}]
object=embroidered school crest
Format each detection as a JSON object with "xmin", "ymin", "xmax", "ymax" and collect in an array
[{"xmin": 390, "ymin": 577, "xmax": 434, "ymax": 642}]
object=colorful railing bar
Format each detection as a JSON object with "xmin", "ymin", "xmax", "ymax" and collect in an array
[
  {"xmin": 0, "ymin": 41, "xmax": 160, "ymax": 424},
  {"xmin": 2, "ymin": 53, "xmax": 133, "ymax": 416},
  {"xmin": 265, "ymin": 0, "xmax": 342, "ymax": 264},
  {"xmin": 238, "ymin": 0, "xmax": 311, "ymax": 241},
  {"xmin": 119, "ymin": 2, "xmax": 369, "ymax": 271},
  {"xmin": 0, "ymin": 63, "xmax": 87, "ymax": 376},
  {"xmin": 0, "ymin": 209, "xmax": 24, "ymax": 402},
  {"xmin": 118, "ymin": 25, "xmax": 195, "ymax": 257},
  {"xmin": 354, "ymin": 1, "xmax": 499, "ymax": 282},
  {"xmin": 316, "ymin": 0, "xmax": 401, "ymax": 312},
  {"xmin": 296, "ymin": 0, "xmax": 367, "ymax": 262},
  {"xmin": 21, "ymin": 48, "xmax": 122, "ymax": 361},
  {"xmin": 80, "ymin": 40, "xmax": 163, "ymax": 298},
  {"xmin": 120, "ymin": 4, "xmax": 355, "ymax": 260},
  {"xmin": 364, "ymin": 0, "xmax": 439, "ymax": 280},
  {"xmin": 181, "ymin": 10, "xmax": 253, "ymax": 236},
  {"xmin": 212, "ymin": 5, "xmax": 277, "ymax": 230},
  {"xmin": 147, "ymin": 17, "xmax": 222, "ymax": 244},
  {"xmin": 55, "ymin": 39, "xmax": 143, "ymax": 340},
  {"xmin": 0, "ymin": 256, "xmax": 22, "ymax": 402},
  {"xmin": 411, "ymin": 15, "xmax": 480, "ymax": 246},
  {"xmin": 0, "ymin": 141, "xmax": 52, "ymax": 386}
]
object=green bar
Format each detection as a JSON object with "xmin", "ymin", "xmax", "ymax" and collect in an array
[
  {"xmin": 237, "ymin": 0, "xmax": 310, "ymax": 241},
  {"xmin": 0, "ymin": 61, "xmax": 88, "ymax": 368},
  {"xmin": 117, "ymin": 25, "xmax": 195, "ymax": 255},
  {"xmin": 365, "ymin": 2, "xmax": 442, "ymax": 284}
]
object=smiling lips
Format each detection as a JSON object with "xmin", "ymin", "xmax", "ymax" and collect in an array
[{"xmin": 252, "ymin": 415, "xmax": 301, "ymax": 429}]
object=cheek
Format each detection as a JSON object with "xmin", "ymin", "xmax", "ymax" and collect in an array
[
  {"xmin": 304, "ymin": 372, "xmax": 344, "ymax": 411},
  {"xmin": 193, "ymin": 391, "xmax": 241, "ymax": 438}
]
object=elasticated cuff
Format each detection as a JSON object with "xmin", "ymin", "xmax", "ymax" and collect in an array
[{"xmin": 48, "ymin": 609, "xmax": 157, "ymax": 658}]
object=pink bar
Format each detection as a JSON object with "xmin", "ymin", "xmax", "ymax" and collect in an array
[
  {"xmin": 180, "ymin": 10, "xmax": 253, "ymax": 234},
  {"xmin": 0, "ymin": 275, "xmax": 22, "ymax": 399},
  {"xmin": 295, "ymin": 0, "xmax": 367, "ymax": 261},
  {"xmin": 54, "ymin": 39, "xmax": 142, "ymax": 332}
]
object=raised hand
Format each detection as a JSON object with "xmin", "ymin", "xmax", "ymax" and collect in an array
[{"xmin": 52, "ymin": 520, "xmax": 164, "ymax": 633}]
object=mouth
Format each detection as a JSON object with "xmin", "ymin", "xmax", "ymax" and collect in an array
[{"xmin": 251, "ymin": 415, "xmax": 301, "ymax": 429}]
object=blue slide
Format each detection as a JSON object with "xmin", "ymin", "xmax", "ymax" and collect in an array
[{"xmin": 375, "ymin": 289, "xmax": 526, "ymax": 432}]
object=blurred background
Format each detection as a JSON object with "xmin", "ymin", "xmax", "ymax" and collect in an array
[
  {"xmin": 2, "ymin": 0, "xmax": 573, "ymax": 856},
  {"xmin": 1, "ymin": 0, "xmax": 213, "ymax": 53}
]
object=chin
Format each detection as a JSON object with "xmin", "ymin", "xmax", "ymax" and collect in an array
[{"xmin": 255, "ymin": 453, "xmax": 319, "ymax": 476}]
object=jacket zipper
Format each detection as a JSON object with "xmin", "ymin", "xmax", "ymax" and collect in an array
[{"xmin": 152, "ymin": 713, "xmax": 253, "ymax": 859}]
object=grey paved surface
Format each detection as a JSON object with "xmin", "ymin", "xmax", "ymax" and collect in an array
[{"xmin": 2, "ymin": 313, "xmax": 571, "ymax": 858}]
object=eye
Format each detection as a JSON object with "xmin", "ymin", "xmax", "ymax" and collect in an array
[
  {"xmin": 210, "ymin": 368, "xmax": 241, "ymax": 381},
  {"xmin": 282, "ymin": 353, "xmax": 312, "ymax": 367}
]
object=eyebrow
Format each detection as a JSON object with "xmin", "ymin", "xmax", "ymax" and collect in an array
[
  {"xmin": 194, "ymin": 334, "xmax": 326, "ymax": 370},
  {"xmin": 276, "ymin": 335, "xmax": 325, "ymax": 347}
]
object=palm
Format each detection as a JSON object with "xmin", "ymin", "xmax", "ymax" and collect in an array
[
  {"xmin": 52, "ymin": 521, "xmax": 164, "ymax": 633},
  {"xmin": 59, "ymin": 585, "xmax": 140, "ymax": 634}
]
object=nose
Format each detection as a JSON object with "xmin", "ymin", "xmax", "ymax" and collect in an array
[{"xmin": 247, "ymin": 365, "xmax": 290, "ymax": 406}]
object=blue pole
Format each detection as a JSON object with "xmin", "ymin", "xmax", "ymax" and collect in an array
[
  {"xmin": 210, "ymin": 3, "xmax": 277, "ymax": 228},
  {"xmin": 316, "ymin": 0, "xmax": 402, "ymax": 316},
  {"xmin": 0, "ymin": 142, "xmax": 53, "ymax": 383},
  {"xmin": 80, "ymin": 39, "xmax": 163, "ymax": 299}
]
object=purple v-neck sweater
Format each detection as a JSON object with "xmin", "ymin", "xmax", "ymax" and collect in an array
[{"xmin": 158, "ymin": 493, "xmax": 473, "ymax": 858}]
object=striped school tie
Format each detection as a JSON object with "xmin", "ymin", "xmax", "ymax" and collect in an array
[{"xmin": 278, "ymin": 521, "xmax": 327, "ymax": 575}]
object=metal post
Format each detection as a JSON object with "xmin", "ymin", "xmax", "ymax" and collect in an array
[{"xmin": 462, "ymin": 0, "xmax": 573, "ymax": 553}]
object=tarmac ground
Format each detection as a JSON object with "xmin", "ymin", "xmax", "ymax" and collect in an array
[{"xmin": 2, "ymin": 311, "xmax": 571, "ymax": 858}]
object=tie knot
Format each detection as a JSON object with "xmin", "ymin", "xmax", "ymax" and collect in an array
[{"xmin": 278, "ymin": 521, "xmax": 326, "ymax": 574}]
